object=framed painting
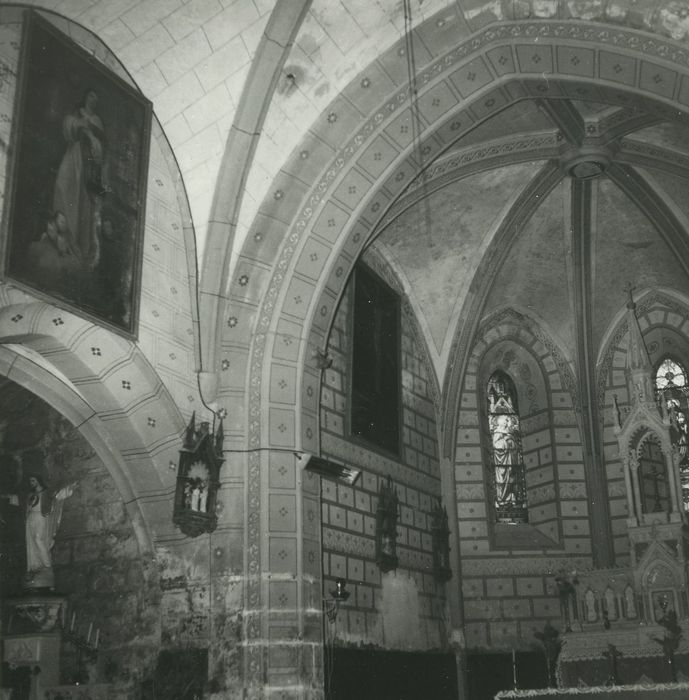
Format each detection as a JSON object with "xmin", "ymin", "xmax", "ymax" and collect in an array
[{"xmin": 3, "ymin": 12, "xmax": 151, "ymax": 337}]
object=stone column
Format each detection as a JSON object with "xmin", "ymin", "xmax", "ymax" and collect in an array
[
  {"xmin": 242, "ymin": 449, "xmax": 324, "ymax": 699},
  {"xmin": 570, "ymin": 178, "xmax": 614, "ymax": 567}
]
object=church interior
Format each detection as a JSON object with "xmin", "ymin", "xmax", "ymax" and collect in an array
[{"xmin": 4, "ymin": 1, "xmax": 689, "ymax": 699}]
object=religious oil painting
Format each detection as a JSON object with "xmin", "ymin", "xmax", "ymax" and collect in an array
[{"xmin": 3, "ymin": 12, "xmax": 151, "ymax": 337}]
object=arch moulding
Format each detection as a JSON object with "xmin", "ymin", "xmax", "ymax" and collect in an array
[{"xmin": 226, "ymin": 20, "xmax": 689, "ymax": 472}]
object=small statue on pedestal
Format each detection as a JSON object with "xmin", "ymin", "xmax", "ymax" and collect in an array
[{"xmin": 24, "ymin": 475, "xmax": 75, "ymax": 590}]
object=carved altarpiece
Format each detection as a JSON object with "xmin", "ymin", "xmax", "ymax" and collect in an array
[{"xmin": 557, "ymin": 299, "xmax": 689, "ymax": 688}]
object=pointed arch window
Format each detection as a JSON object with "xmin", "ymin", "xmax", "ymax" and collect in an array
[
  {"xmin": 654, "ymin": 357, "xmax": 689, "ymax": 509},
  {"xmin": 487, "ymin": 370, "xmax": 528, "ymax": 523}
]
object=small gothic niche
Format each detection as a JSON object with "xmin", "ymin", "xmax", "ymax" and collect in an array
[
  {"xmin": 431, "ymin": 500, "xmax": 452, "ymax": 583},
  {"xmin": 375, "ymin": 475, "xmax": 399, "ymax": 572},
  {"xmin": 172, "ymin": 412, "xmax": 224, "ymax": 537}
]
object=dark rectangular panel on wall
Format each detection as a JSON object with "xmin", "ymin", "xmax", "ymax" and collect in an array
[
  {"xmin": 327, "ymin": 648, "xmax": 458, "ymax": 700},
  {"xmin": 2, "ymin": 11, "xmax": 151, "ymax": 338},
  {"xmin": 143, "ymin": 648, "xmax": 208, "ymax": 700},
  {"xmin": 467, "ymin": 651, "xmax": 549, "ymax": 700},
  {"xmin": 351, "ymin": 264, "xmax": 400, "ymax": 454},
  {"xmin": 467, "ymin": 651, "xmax": 554, "ymax": 700}
]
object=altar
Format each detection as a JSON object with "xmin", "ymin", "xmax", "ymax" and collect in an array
[
  {"xmin": 496, "ymin": 683, "xmax": 689, "ymax": 700},
  {"xmin": 555, "ymin": 625, "xmax": 689, "ymax": 688}
]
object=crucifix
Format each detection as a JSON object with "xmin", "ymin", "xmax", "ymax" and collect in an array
[{"xmin": 602, "ymin": 643, "xmax": 622, "ymax": 686}]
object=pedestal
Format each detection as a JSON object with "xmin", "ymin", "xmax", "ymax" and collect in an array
[{"xmin": 2, "ymin": 594, "xmax": 66, "ymax": 700}]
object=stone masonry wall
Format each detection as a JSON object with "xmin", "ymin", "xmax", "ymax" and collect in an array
[
  {"xmin": 320, "ymin": 277, "xmax": 448, "ymax": 651},
  {"xmin": 455, "ymin": 314, "xmax": 592, "ymax": 652},
  {"xmin": 0, "ymin": 380, "xmax": 160, "ymax": 696}
]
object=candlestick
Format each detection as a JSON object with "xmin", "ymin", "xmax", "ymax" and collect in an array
[
  {"xmin": 87, "ymin": 622, "xmax": 93, "ymax": 644},
  {"xmin": 70, "ymin": 612, "xmax": 75, "ymax": 632}
]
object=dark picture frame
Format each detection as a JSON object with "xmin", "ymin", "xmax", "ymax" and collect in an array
[
  {"xmin": 350, "ymin": 263, "xmax": 401, "ymax": 455},
  {"xmin": 2, "ymin": 11, "xmax": 151, "ymax": 338}
]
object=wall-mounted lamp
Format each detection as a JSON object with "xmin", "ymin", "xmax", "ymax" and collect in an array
[
  {"xmin": 296, "ymin": 452, "xmax": 361, "ymax": 486},
  {"xmin": 325, "ymin": 578, "xmax": 350, "ymax": 623},
  {"xmin": 431, "ymin": 500, "xmax": 452, "ymax": 583}
]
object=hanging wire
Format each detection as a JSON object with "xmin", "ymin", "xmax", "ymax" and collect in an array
[{"xmin": 402, "ymin": 0, "xmax": 434, "ymax": 249}]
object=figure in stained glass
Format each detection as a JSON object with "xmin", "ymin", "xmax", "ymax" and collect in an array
[{"xmin": 487, "ymin": 371, "xmax": 528, "ymax": 523}]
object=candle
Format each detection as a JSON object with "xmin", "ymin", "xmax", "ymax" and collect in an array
[
  {"xmin": 512, "ymin": 648, "xmax": 518, "ymax": 689},
  {"xmin": 60, "ymin": 605, "xmax": 65, "ymax": 628},
  {"xmin": 94, "ymin": 629, "xmax": 99, "ymax": 649},
  {"xmin": 70, "ymin": 612, "xmax": 75, "ymax": 632},
  {"xmin": 87, "ymin": 622, "xmax": 93, "ymax": 643}
]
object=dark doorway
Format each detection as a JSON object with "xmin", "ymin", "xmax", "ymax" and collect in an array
[{"xmin": 326, "ymin": 648, "xmax": 458, "ymax": 700}]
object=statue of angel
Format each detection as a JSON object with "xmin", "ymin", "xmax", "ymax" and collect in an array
[{"xmin": 24, "ymin": 475, "xmax": 76, "ymax": 590}]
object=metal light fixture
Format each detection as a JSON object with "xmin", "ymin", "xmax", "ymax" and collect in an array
[
  {"xmin": 325, "ymin": 578, "xmax": 350, "ymax": 623},
  {"xmin": 431, "ymin": 500, "xmax": 452, "ymax": 583},
  {"xmin": 375, "ymin": 476, "xmax": 399, "ymax": 572},
  {"xmin": 172, "ymin": 412, "xmax": 224, "ymax": 537},
  {"xmin": 296, "ymin": 452, "xmax": 361, "ymax": 486}
]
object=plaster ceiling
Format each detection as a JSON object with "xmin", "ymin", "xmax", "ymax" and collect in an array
[
  {"xmin": 377, "ymin": 161, "xmax": 541, "ymax": 356},
  {"xmin": 373, "ymin": 93, "xmax": 689, "ymax": 379}
]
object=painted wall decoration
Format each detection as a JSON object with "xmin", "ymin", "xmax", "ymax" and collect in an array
[{"xmin": 3, "ymin": 12, "xmax": 151, "ymax": 337}]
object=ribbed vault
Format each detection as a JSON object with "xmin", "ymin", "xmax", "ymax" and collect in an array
[{"xmin": 219, "ymin": 22, "xmax": 689, "ymax": 465}]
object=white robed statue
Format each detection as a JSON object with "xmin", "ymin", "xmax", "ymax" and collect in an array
[{"xmin": 24, "ymin": 475, "xmax": 76, "ymax": 590}]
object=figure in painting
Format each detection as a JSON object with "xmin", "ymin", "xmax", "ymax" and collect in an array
[
  {"xmin": 24, "ymin": 475, "xmax": 75, "ymax": 590},
  {"xmin": 27, "ymin": 210, "xmax": 81, "ymax": 287},
  {"xmin": 52, "ymin": 88, "xmax": 109, "ymax": 268}
]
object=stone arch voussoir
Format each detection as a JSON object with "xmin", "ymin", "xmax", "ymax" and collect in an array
[
  {"xmin": 0, "ymin": 302, "xmax": 183, "ymax": 540},
  {"xmin": 0, "ymin": 342, "xmax": 157, "ymax": 557}
]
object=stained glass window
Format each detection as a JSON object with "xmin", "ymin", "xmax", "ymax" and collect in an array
[
  {"xmin": 487, "ymin": 370, "xmax": 528, "ymax": 523},
  {"xmin": 637, "ymin": 435, "xmax": 669, "ymax": 514},
  {"xmin": 654, "ymin": 357, "xmax": 689, "ymax": 509}
]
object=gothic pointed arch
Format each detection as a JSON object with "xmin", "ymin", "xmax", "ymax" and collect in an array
[
  {"xmin": 186, "ymin": 10, "xmax": 689, "ymax": 690},
  {"xmin": 455, "ymin": 307, "xmax": 580, "ymax": 551},
  {"xmin": 600, "ymin": 291, "xmax": 689, "ymax": 552}
]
